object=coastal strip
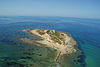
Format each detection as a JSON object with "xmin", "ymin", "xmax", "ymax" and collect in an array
[{"xmin": 21, "ymin": 29, "xmax": 80, "ymax": 67}]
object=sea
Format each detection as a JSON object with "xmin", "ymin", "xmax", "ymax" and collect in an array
[{"xmin": 0, "ymin": 16, "xmax": 100, "ymax": 67}]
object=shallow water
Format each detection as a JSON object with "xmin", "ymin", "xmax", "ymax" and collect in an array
[{"xmin": 0, "ymin": 16, "xmax": 100, "ymax": 67}]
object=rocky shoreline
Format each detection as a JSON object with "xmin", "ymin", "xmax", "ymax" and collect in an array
[{"xmin": 21, "ymin": 29, "xmax": 82, "ymax": 67}]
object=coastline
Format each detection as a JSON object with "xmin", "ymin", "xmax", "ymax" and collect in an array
[{"xmin": 21, "ymin": 29, "xmax": 82, "ymax": 67}]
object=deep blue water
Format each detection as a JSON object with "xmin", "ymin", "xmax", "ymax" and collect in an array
[{"xmin": 0, "ymin": 16, "xmax": 100, "ymax": 67}]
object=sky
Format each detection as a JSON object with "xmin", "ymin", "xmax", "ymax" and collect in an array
[{"xmin": 0, "ymin": 0, "xmax": 100, "ymax": 19}]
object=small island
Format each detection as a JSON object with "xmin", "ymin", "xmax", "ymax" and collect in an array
[{"xmin": 21, "ymin": 29, "xmax": 82, "ymax": 67}]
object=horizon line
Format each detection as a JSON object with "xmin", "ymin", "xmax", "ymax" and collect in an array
[{"xmin": 0, "ymin": 15, "xmax": 100, "ymax": 20}]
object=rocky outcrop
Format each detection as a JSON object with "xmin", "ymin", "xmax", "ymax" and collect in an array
[{"xmin": 22, "ymin": 29, "xmax": 78, "ymax": 67}]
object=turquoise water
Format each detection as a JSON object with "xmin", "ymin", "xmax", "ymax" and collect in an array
[{"xmin": 0, "ymin": 16, "xmax": 100, "ymax": 67}]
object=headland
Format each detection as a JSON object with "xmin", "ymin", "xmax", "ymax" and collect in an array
[{"xmin": 21, "ymin": 29, "xmax": 81, "ymax": 67}]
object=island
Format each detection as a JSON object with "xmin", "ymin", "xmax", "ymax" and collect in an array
[{"xmin": 21, "ymin": 29, "xmax": 82, "ymax": 67}]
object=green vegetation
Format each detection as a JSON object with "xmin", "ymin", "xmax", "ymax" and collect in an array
[
  {"xmin": 26, "ymin": 29, "xmax": 67, "ymax": 45},
  {"xmin": 48, "ymin": 31, "xmax": 65, "ymax": 44},
  {"xmin": 37, "ymin": 30, "xmax": 45, "ymax": 35},
  {"xmin": 50, "ymin": 34, "xmax": 62, "ymax": 44}
]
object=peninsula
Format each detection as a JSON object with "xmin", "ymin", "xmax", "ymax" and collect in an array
[{"xmin": 21, "ymin": 29, "xmax": 80, "ymax": 67}]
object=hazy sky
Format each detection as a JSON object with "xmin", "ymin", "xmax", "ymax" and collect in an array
[{"xmin": 0, "ymin": 0, "xmax": 100, "ymax": 19}]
